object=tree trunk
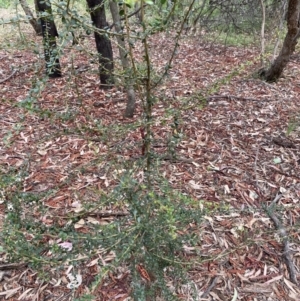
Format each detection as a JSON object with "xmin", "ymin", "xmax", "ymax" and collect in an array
[
  {"xmin": 36, "ymin": 0, "xmax": 62, "ymax": 78},
  {"xmin": 261, "ymin": 0, "xmax": 300, "ymax": 82},
  {"xmin": 134, "ymin": 1, "xmax": 143, "ymax": 23},
  {"xmin": 34, "ymin": 0, "xmax": 43, "ymax": 34},
  {"xmin": 109, "ymin": 0, "xmax": 136, "ymax": 117},
  {"xmin": 19, "ymin": 0, "xmax": 42, "ymax": 35},
  {"xmin": 86, "ymin": 0, "xmax": 114, "ymax": 89}
]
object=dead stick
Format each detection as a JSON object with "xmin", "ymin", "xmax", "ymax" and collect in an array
[
  {"xmin": 266, "ymin": 194, "xmax": 298, "ymax": 285},
  {"xmin": 65, "ymin": 211, "xmax": 130, "ymax": 219},
  {"xmin": 269, "ymin": 193, "xmax": 282, "ymax": 208},
  {"xmin": 201, "ymin": 276, "xmax": 219, "ymax": 298},
  {"xmin": 0, "ymin": 69, "xmax": 16, "ymax": 84},
  {"xmin": 91, "ymin": 211, "xmax": 129, "ymax": 217},
  {"xmin": 0, "ymin": 262, "xmax": 27, "ymax": 270},
  {"xmin": 207, "ymin": 94, "xmax": 271, "ymax": 102}
]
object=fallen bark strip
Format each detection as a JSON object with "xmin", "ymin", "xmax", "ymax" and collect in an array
[
  {"xmin": 0, "ymin": 262, "xmax": 27, "ymax": 270},
  {"xmin": 272, "ymin": 136, "xmax": 296, "ymax": 148},
  {"xmin": 266, "ymin": 193, "xmax": 299, "ymax": 286},
  {"xmin": 0, "ymin": 69, "xmax": 17, "ymax": 84}
]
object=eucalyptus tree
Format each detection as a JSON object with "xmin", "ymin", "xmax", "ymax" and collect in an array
[
  {"xmin": 86, "ymin": 0, "xmax": 114, "ymax": 89},
  {"xmin": 36, "ymin": 0, "xmax": 62, "ymax": 78},
  {"xmin": 109, "ymin": 0, "xmax": 136, "ymax": 117},
  {"xmin": 35, "ymin": 0, "xmax": 114, "ymax": 86},
  {"xmin": 260, "ymin": 0, "xmax": 300, "ymax": 81},
  {"xmin": 19, "ymin": 0, "xmax": 42, "ymax": 35}
]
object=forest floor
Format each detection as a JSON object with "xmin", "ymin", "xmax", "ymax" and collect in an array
[{"xmin": 0, "ymin": 20, "xmax": 300, "ymax": 301}]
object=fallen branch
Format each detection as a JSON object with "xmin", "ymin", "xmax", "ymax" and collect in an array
[
  {"xmin": 90, "ymin": 211, "xmax": 129, "ymax": 217},
  {"xmin": 0, "ymin": 69, "xmax": 17, "ymax": 84},
  {"xmin": 0, "ymin": 262, "xmax": 27, "ymax": 270},
  {"xmin": 266, "ymin": 193, "xmax": 299, "ymax": 285},
  {"xmin": 272, "ymin": 136, "xmax": 296, "ymax": 148},
  {"xmin": 67, "ymin": 210, "xmax": 130, "ymax": 220}
]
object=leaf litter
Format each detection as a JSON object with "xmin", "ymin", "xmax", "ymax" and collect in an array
[{"xmin": 0, "ymin": 29, "xmax": 300, "ymax": 300}]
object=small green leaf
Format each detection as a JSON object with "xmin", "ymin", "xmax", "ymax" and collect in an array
[
  {"xmin": 273, "ymin": 157, "xmax": 281, "ymax": 164},
  {"xmin": 124, "ymin": 0, "xmax": 137, "ymax": 8}
]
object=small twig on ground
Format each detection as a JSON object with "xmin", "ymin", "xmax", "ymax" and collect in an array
[
  {"xmin": 91, "ymin": 211, "xmax": 129, "ymax": 217},
  {"xmin": 55, "ymin": 291, "xmax": 73, "ymax": 301},
  {"xmin": 254, "ymin": 147, "xmax": 259, "ymax": 190},
  {"xmin": 0, "ymin": 263, "xmax": 27, "ymax": 270},
  {"xmin": 207, "ymin": 94, "xmax": 272, "ymax": 102},
  {"xmin": 68, "ymin": 211, "xmax": 130, "ymax": 220},
  {"xmin": 162, "ymin": 154, "xmax": 195, "ymax": 163},
  {"xmin": 0, "ymin": 70, "xmax": 17, "ymax": 84},
  {"xmin": 266, "ymin": 193, "xmax": 299, "ymax": 286},
  {"xmin": 269, "ymin": 193, "xmax": 282, "ymax": 208},
  {"xmin": 201, "ymin": 276, "xmax": 219, "ymax": 298}
]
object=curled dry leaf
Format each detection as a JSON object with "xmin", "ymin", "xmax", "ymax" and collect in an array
[
  {"xmin": 74, "ymin": 219, "xmax": 85, "ymax": 229},
  {"xmin": 136, "ymin": 264, "xmax": 151, "ymax": 282}
]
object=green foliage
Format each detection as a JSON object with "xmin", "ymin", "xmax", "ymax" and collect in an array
[
  {"xmin": 0, "ymin": 0, "xmax": 10, "ymax": 9},
  {"xmin": 74, "ymin": 295, "xmax": 94, "ymax": 301},
  {"xmin": 286, "ymin": 116, "xmax": 300, "ymax": 136},
  {"xmin": 0, "ymin": 1, "xmax": 201, "ymax": 298},
  {"xmin": 108, "ymin": 174, "xmax": 202, "ymax": 296},
  {"xmin": 1, "ymin": 163, "xmax": 203, "ymax": 297},
  {"xmin": 0, "ymin": 0, "xmax": 256, "ymax": 299},
  {"xmin": 207, "ymin": 30, "xmax": 256, "ymax": 47}
]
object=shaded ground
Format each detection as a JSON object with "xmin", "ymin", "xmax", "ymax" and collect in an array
[{"xmin": 0, "ymin": 24, "xmax": 300, "ymax": 300}]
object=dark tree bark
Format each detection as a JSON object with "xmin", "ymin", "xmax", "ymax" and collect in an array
[
  {"xmin": 86, "ymin": 0, "xmax": 114, "ymax": 89},
  {"xmin": 34, "ymin": 0, "xmax": 43, "ymax": 34},
  {"xmin": 36, "ymin": 0, "xmax": 62, "ymax": 78},
  {"xmin": 19, "ymin": 0, "xmax": 42, "ymax": 35},
  {"xmin": 261, "ymin": 0, "xmax": 300, "ymax": 82}
]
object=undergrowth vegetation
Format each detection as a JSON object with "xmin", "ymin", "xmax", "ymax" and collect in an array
[
  {"xmin": 0, "ymin": 1, "xmax": 207, "ymax": 299},
  {"xmin": 0, "ymin": 1, "xmax": 299, "ymax": 300},
  {"xmin": 1, "ymin": 163, "xmax": 204, "ymax": 297}
]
